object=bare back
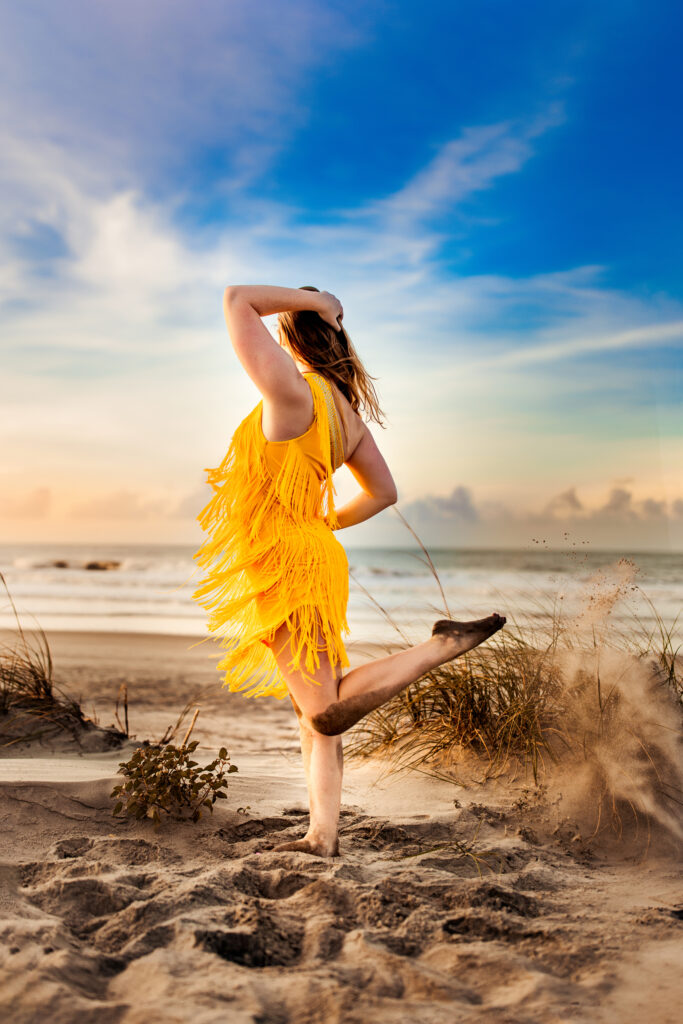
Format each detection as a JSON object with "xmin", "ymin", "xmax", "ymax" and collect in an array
[{"xmin": 327, "ymin": 378, "xmax": 396, "ymax": 503}]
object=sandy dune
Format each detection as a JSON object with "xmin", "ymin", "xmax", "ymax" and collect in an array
[{"xmin": 0, "ymin": 631, "xmax": 681, "ymax": 1023}]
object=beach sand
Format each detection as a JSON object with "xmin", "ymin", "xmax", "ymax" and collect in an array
[{"xmin": 1, "ymin": 630, "xmax": 681, "ymax": 1023}]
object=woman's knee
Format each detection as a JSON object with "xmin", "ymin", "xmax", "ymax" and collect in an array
[
  {"xmin": 290, "ymin": 693, "xmax": 337, "ymax": 736},
  {"xmin": 287, "ymin": 671, "xmax": 341, "ymax": 728},
  {"xmin": 309, "ymin": 702, "xmax": 347, "ymax": 737}
]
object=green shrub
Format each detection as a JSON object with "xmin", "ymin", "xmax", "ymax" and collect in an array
[{"xmin": 111, "ymin": 741, "xmax": 237, "ymax": 828}]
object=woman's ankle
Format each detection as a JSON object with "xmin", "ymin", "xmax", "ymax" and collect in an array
[{"xmin": 305, "ymin": 824, "xmax": 339, "ymax": 853}]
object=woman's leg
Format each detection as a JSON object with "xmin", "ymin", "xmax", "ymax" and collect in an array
[
  {"xmin": 277, "ymin": 705, "xmax": 343, "ymax": 856},
  {"xmin": 278, "ymin": 612, "xmax": 505, "ymax": 738},
  {"xmin": 268, "ymin": 617, "xmax": 345, "ymax": 857}
]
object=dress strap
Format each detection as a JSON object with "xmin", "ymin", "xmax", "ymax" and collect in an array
[{"xmin": 305, "ymin": 372, "xmax": 344, "ymax": 471}]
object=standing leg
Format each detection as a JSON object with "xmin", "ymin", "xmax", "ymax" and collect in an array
[
  {"xmin": 278, "ymin": 696, "xmax": 343, "ymax": 856},
  {"xmin": 268, "ymin": 616, "xmax": 344, "ymax": 857}
]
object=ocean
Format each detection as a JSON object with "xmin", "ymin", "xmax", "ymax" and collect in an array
[{"xmin": 0, "ymin": 543, "xmax": 680, "ymax": 648}]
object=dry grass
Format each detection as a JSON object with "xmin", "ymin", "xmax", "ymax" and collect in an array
[
  {"xmin": 347, "ymin": 521, "xmax": 683, "ymax": 847},
  {"xmin": 0, "ymin": 570, "xmax": 128, "ymax": 749},
  {"xmin": 622, "ymin": 588, "xmax": 682, "ymax": 704},
  {"xmin": 345, "ymin": 604, "xmax": 568, "ymax": 784},
  {"xmin": 0, "ymin": 571, "xmax": 205, "ymax": 752},
  {"xmin": 0, "ymin": 570, "xmax": 97, "ymax": 747}
]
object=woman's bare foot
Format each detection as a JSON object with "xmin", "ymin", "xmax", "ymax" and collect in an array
[
  {"xmin": 431, "ymin": 612, "xmax": 506, "ymax": 660},
  {"xmin": 273, "ymin": 833, "xmax": 339, "ymax": 857}
]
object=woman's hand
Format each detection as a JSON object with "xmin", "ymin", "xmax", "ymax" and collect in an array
[{"xmin": 316, "ymin": 290, "xmax": 344, "ymax": 331}]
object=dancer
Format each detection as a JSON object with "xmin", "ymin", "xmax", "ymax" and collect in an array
[{"xmin": 193, "ymin": 284, "xmax": 505, "ymax": 856}]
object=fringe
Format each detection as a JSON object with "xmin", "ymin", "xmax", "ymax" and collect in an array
[{"xmin": 192, "ymin": 373, "xmax": 349, "ymax": 699}]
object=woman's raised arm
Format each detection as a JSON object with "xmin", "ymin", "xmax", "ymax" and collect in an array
[
  {"xmin": 224, "ymin": 285, "xmax": 342, "ymax": 325},
  {"xmin": 222, "ymin": 285, "xmax": 342, "ymax": 400}
]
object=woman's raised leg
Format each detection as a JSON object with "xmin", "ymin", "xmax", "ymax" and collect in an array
[
  {"xmin": 278, "ymin": 612, "xmax": 506, "ymax": 739},
  {"xmin": 310, "ymin": 613, "xmax": 505, "ymax": 735}
]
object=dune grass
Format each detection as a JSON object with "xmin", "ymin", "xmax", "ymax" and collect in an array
[
  {"xmin": 0, "ymin": 570, "xmax": 98, "ymax": 747},
  {"xmin": 0, "ymin": 570, "xmax": 207, "ymax": 752},
  {"xmin": 344, "ymin": 600, "xmax": 568, "ymax": 783},
  {"xmin": 346, "ymin": 517, "xmax": 682, "ymax": 846},
  {"xmin": 346, "ymin": 594, "xmax": 680, "ymax": 779}
]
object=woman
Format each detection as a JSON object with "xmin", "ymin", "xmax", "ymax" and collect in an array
[{"xmin": 193, "ymin": 284, "xmax": 505, "ymax": 857}]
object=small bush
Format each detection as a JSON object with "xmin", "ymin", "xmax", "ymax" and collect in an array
[{"xmin": 111, "ymin": 741, "xmax": 237, "ymax": 828}]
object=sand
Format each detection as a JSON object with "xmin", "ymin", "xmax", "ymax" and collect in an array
[{"xmin": 1, "ymin": 630, "xmax": 682, "ymax": 1024}]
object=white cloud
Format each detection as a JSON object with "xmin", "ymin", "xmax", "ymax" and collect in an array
[
  {"xmin": 405, "ymin": 485, "xmax": 480, "ymax": 523},
  {"xmin": 542, "ymin": 487, "xmax": 584, "ymax": 516},
  {"xmin": 464, "ymin": 319, "xmax": 683, "ymax": 372},
  {"xmin": 362, "ymin": 484, "xmax": 683, "ymax": 551},
  {"xmin": 404, "ymin": 483, "xmax": 683, "ymax": 529}
]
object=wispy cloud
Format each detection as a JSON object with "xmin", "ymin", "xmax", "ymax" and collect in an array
[
  {"xmin": 463, "ymin": 319, "xmax": 683, "ymax": 372},
  {"xmin": 368, "ymin": 103, "xmax": 565, "ymax": 228},
  {"xmin": 292, "ymin": 104, "xmax": 567, "ymax": 272},
  {"xmin": 0, "ymin": 1, "xmax": 363, "ymax": 190}
]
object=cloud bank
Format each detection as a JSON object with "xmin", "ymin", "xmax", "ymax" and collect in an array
[{"xmin": 2, "ymin": 481, "xmax": 680, "ymax": 553}]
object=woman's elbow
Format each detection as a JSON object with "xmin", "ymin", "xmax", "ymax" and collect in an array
[
  {"xmin": 382, "ymin": 486, "xmax": 398, "ymax": 507},
  {"xmin": 224, "ymin": 285, "xmax": 250, "ymax": 309}
]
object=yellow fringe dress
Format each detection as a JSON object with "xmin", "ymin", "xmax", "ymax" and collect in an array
[{"xmin": 192, "ymin": 371, "xmax": 350, "ymax": 699}]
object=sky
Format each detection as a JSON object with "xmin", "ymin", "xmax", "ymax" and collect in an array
[{"xmin": 1, "ymin": 0, "xmax": 681, "ymax": 551}]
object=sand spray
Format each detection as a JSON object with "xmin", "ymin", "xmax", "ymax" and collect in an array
[{"xmin": 543, "ymin": 556, "xmax": 682, "ymax": 852}]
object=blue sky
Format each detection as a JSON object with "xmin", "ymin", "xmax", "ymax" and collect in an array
[
  {"xmin": 1, "ymin": 0, "xmax": 681, "ymax": 548},
  {"xmin": 173, "ymin": 0, "xmax": 683, "ymax": 295}
]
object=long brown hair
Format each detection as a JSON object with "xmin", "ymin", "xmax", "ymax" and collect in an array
[{"xmin": 278, "ymin": 286, "xmax": 386, "ymax": 427}]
